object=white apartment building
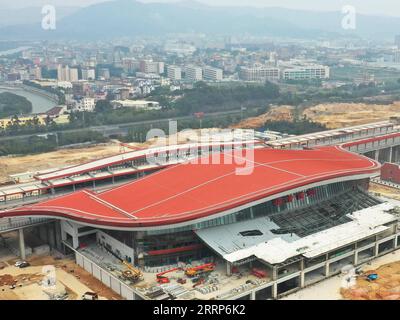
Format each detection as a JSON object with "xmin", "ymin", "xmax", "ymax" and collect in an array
[
  {"xmin": 239, "ymin": 66, "xmax": 280, "ymax": 82},
  {"xmin": 81, "ymin": 68, "xmax": 96, "ymax": 81},
  {"xmin": 73, "ymin": 97, "xmax": 96, "ymax": 112},
  {"xmin": 139, "ymin": 60, "xmax": 164, "ymax": 74},
  {"xmin": 185, "ymin": 65, "xmax": 203, "ymax": 82},
  {"xmin": 203, "ymin": 66, "xmax": 223, "ymax": 81},
  {"xmin": 282, "ymin": 64, "xmax": 330, "ymax": 81},
  {"xmin": 167, "ymin": 65, "xmax": 182, "ymax": 81},
  {"xmin": 57, "ymin": 65, "xmax": 79, "ymax": 82}
]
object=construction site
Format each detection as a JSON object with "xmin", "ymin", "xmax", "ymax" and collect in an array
[
  {"xmin": 0, "ymin": 240, "xmax": 121, "ymax": 300},
  {"xmin": 1, "ymin": 120, "xmax": 400, "ymax": 300}
]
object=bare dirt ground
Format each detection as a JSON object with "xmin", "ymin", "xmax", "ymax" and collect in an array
[
  {"xmin": 0, "ymin": 142, "xmax": 122, "ymax": 184},
  {"xmin": 0, "ymin": 255, "xmax": 122, "ymax": 300},
  {"xmin": 230, "ymin": 105, "xmax": 295, "ymax": 129},
  {"xmin": 233, "ymin": 101, "xmax": 400, "ymax": 131},
  {"xmin": 341, "ymin": 260, "xmax": 400, "ymax": 300},
  {"xmin": 303, "ymin": 102, "xmax": 400, "ymax": 129}
]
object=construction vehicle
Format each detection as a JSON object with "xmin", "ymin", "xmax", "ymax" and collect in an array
[
  {"xmin": 192, "ymin": 277, "xmax": 205, "ymax": 288},
  {"xmin": 82, "ymin": 292, "xmax": 98, "ymax": 300},
  {"xmin": 121, "ymin": 260, "xmax": 143, "ymax": 282},
  {"xmin": 251, "ymin": 268, "xmax": 267, "ymax": 278},
  {"xmin": 185, "ymin": 263, "xmax": 216, "ymax": 277},
  {"xmin": 156, "ymin": 267, "xmax": 182, "ymax": 284}
]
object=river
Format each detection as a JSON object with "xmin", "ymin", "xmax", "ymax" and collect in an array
[{"xmin": 0, "ymin": 87, "xmax": 57, "ymax": 114}]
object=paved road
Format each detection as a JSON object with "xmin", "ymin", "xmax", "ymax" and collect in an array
[{"xmin": 0, "ymin": 109, "xmax": 244, "ymax": 142}]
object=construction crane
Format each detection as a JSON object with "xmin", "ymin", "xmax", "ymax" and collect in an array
[
  {"xmin": 156, "ymin": 267, "xmax": 183, "ymax": 284},
  {"xmin": 185, "ymin": 263, "xmax": 216, "ymax": 277},
  {"xmin": 121, "ymin": 261, "xmax": 143, "ymax": 282}
]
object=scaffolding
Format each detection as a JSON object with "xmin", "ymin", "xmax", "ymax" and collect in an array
[{"xmin": 270, "ymin": 189, "xmax": 382, "ymax": 238}]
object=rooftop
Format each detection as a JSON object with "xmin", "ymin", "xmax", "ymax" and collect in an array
[{"xmin": 1, "ymin": 146, "xmax": 380, "ymax": 229}]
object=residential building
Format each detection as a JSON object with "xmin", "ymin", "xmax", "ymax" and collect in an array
[
  {"xmin": 185, "ymin": 65, "xmax": 203, "ymax": 82},
  {"xmin": 239, "ymin": 66, "xmax": 280, "ymax": 82},
  {"xmin": 81, "ymin": 68, "xmax": 96, "ymax": 81},
  {"xmin": 167, "ymin": 65, "xmax": 182, "ymax": 81},
  {"xmin": 203, "ymin": 66, "xmax": 223, "ymax": 81},
  {"xmin": 282, "ymin": 64, "xmax": 330, "ymax": 81}
]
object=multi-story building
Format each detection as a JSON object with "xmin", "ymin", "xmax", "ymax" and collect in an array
[
  {"xmin": 239, "ymin": 65, "xmax": 280, "ymax": 82},
  {"xmin": 73, "ymin": 97, "xmax": 96, "ymax": 112},
  {"xmin": 57, "ymin": 65, "xmax": 79, "ymax": 82},
  {"xmin": 81, "ymin": 68, "xmax": 96, "ymax": 81},
  {"xmin": 203, "ymin": 66, "xmax": 223, "ymax": 81},
  {"xmin": 29, "ymin": 66, "xmax": 42, "ymax": 80},
  {"xmin": 139, "ymin": 60, "xmax": 164, "ymax": 74},
  {"xmin": 98, "ymin": 68, "xmax": 111, "ymax": 80},
  {"xmin": 282, "ymin": 64, "xmax": 330, "ymax": 81},
  {"xmin": 185, "ymin": 65, "xmax": 203, "ymax": 82},
  {"xmin": 167, "ymin": 65, "xmax": 182, "ymax": 81}
]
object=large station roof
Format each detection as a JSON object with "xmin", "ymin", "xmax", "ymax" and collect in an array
[{"xmin": 1, "ymin": 146, "xmax": 380, "ymax": 229}]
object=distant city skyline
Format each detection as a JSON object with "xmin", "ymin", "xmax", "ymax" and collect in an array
[{"xmin": 2, "ymin": 0, "xmax": 400, "ymax": 17}]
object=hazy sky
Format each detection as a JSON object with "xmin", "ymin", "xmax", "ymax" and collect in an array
[{"xmin": 3, "ymin": 0, "xmax": 400, "ymax": 17}]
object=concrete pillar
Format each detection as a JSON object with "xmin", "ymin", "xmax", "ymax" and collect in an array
[
  {"xmin": 250, "ymin": 290, "xmax": 256, "ymax": 300},
  {"xmin": 226, "ymin": 261, "xmax": 232, "ymax": 276},
  {"xmin": 61, "ymin": 229, "xmax": 67, "ymax": 242},
  {"xmin": 272, "ymin": 283, "xmax": 278, "ymax": 299},
  {"xmin": 375, "ymin": 242, "xmax": 379, "ymax": 256},
  {"xmin": 354, "ymin": 252, "xmax": 358, "ymax": 266},
  {"xmin": 18, "ymin": 228, "xmax": 26, "ymax": 260},
  {"xmin": 300, "ymin": 272, "xmax": 305, "ymax": 288},
  {"xmin": 272, "ymin": 266, "xmax": 278, "ymax": 281},
  {"xmin": 389, "ymin": 147, "xmax": 393, "ymax": 163},
  {"xmin": 72, "ymin": 234, "xmax": 79, "ymax": 249},
  {"xmin": 375, "ymin": 150, "xmax": 380, "ymax": 162},
  {"xmin": 325, "ymin": 261, "xmax": 329, "ymax": 277},
  {"xmin": 93, "ymin": 180, "xmax": 96, "ymax": 189}
]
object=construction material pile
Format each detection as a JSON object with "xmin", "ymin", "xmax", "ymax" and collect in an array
[{"xmin": 341, "ymin": 261, "xmax": 400, "ymax": 300}]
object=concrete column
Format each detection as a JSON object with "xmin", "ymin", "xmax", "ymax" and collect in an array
[
  {"xmin": 93, "ymin": 180, "xmax": 96, "ymax": 189},
  {"xmin": 272, "ymin": 266, "xmax": 278, "ymax": 281},
  {"xmin": 300, "ymin": 272, "xmax": 305, "ymax": 288},
  {"xmin": 325, "ymin": 261, "xmax": 329, "ymax": 277},
  {"xmin": 375, "ymin": 242, "xmax": 379, "ymax": 257},
  {"xmin": 250, "ymin": 290, "xmax": 256, "ymax": 300},
  {"xmin": 272, "ymin": 283, "xmax": 278, "ymax": 300},
  {"xmin": 354, "ymin": 252, "xmax": 358, "ymax": 266},
  {"xmin": 61, "ymin": 229, "xmax": 67, "ymax": 242},
  {"xmin": 375, "ymin": 150, "xmax": 380, "ymax": 162},
  {"xmin": 18, "ymin": 228, "xmax": 26, "ymax": 260},
  {"xmin": 72, "ymin": 234, "xmax": 79, "ymax": 249},
  {"xmin": 226, "ymin": 261, "xmax": 232, "ymax": 276},
  {"xmin": 389, "ymin": 147, "xmax": 393, "ymax": 163}
]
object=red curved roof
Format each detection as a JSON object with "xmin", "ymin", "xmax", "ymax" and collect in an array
[{"xmin": 1, "ymin": 146, "xmax": 380, "ymax": 229}]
